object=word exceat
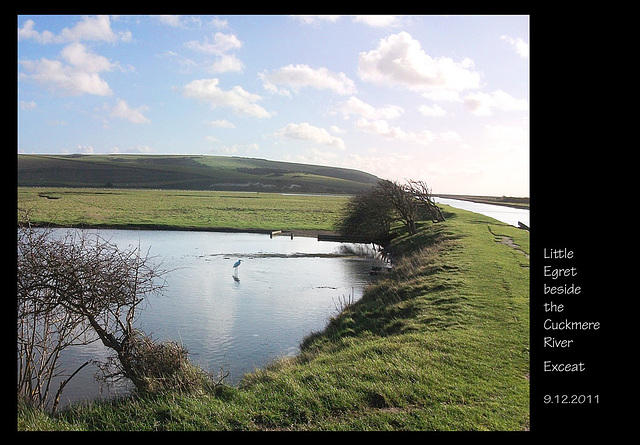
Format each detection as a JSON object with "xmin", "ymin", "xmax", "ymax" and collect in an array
[{"xmin": 544, "ymin": 361, "xmax": 585, "ymax": 372}]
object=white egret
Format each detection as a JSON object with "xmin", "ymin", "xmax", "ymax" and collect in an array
[{"xmin": 232, "ymin": 259, "xmax": 243, "ymax": 279}]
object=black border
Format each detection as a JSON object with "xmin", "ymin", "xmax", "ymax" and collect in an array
[{"xmin": 14, "ymin": 8, "xmax": 616, "ymax": 436}]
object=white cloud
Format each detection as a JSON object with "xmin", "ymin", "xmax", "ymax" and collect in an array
[
  {"xmin": 418, "ymin": 104, "xmax": 448, "ymax": 117},
  {"xmin": 355, "ymin": 118, "xmax": 406, "ymax": 140},
  {"xmin": 158, "ymin": 15, "xmax": 204, "ymax": 29},
  {"xmin": 291, "ymin": 15, "xmax": 341, "ymax": 25},
  {"xmin": 210, "ymin": 54, "xmax": 243, "ymax": 73},
  {"xmin": 207, "ymin": 17, "xmax": 229, "ymax": 29},
  {"xmin": 420, "ymin": 89, "xmax": 464, "ymax": 103},
  {"xmin": 358, "ymin": 32, "xmax": 481, "ymax": 98},
  {"xmin": 260, "ymin": 64, "xmax": 356, "ymax": 96},
  {"xmin": 355, "ymin": 117, "xmax": 461, "ymax": 146},
  {"xmin": 61, "ymin": 16, "xmax": 132, "ymax": 43},
  {"xmin": 501, "ymin": 35, "xmax": 529, "ymax": 58},
  {"xmin": 436, "ymin": 130, "xmax": 462, "ymax": 143},
  {"xmin": 291, "ymin": 15, "xmax": 403, "ymax": 28},
  {"xmin": 18, "ymin": 18, "xmax": 134, "ymax": 96},
  {"xmin": 20, "ymin": 43, "xmax": 115, "ymax": 96},
  {"xmin": 159, "ymin": 50, "xmax": 198, "ymax": 73},
  {"xmin": 110, "ymin": 99, "xmax": 150, "ymax": 123},
  {"xmin": 213, "ymin": 143, "xmax": 259, "ymax": 154},
  {"xmin": 484, "ymin": 123, "xmax": 529, "ymax": 148},
  {"xmin": 18, "ymin": 20, "xmax": 55, "ymax": 44},
  {"xmin": 65, "ymin": 145, "xmax": 95, "ymax": 154},
  {"xmin": 19, "ymin": 100, "xmax": 37, "ymax": 110},
  {"xmin": 273, "ymin": 122, "xmax": 346, "ymax": 150},
  {"xmin": 463, "ymin": 90, "xmax": 529, "ymax": 116},
  {"xmin": 110, "ymin": 145, "xmax": 154, "ymax": 154},
  {"xmin": 18, "ymin": 16, "xmax": 131, "ymax": 44},
  {"xmin": 182, "ymin": 78, "xmax": 273, "ymax": 118},
  {"xmin": 60, "ymin": 42, "xmax": 115, "ymax": 73},
  {"xmin": 185, "ymin": 32, "xmax": 242, "ymax": 55},
  {"xmin": 208, "ymin": 119, "xmax": 235, "ymax": 128},
  {"xmin": 352, "ymin": 15, "xmax": 403, "ymax": 28},
  {"xmin": 158, "ymin": 15, "xmax": 183, "ymax": 27},
  {"xmin": 284, "ymin": 148, "xmax": 413, "ymax": 183},
  {"xmin": 335, "ymin": 96, "xmax": 404, "ymax": 120},
  {"xmin": 185, "ymin": 32, "xmax": 244, "ymax": 74}
]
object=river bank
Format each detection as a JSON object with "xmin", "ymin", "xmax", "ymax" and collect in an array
[
  {"xmin": 21, "ymin": 221, "xmax": 338, "ymax": 239},
  {"xmin": 18, "ymin": 205, "xmax": 529, "ymax": 431},
  {"xmin": 433, "ymin": 194, "xmax": 529, "ymax": 209}
]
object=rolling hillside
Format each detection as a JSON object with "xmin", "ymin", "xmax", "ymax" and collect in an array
[{"xmin": 17, "ymin": 154, "xmax": 380, "ymax": 194}]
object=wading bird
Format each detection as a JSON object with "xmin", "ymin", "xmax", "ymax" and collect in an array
[{"xmin": 233, "ymin": 259, "xmax": 243, "ymax": 278}]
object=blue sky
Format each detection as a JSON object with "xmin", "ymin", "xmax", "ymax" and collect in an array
[{"xmin": 17, "ymin": 15, "xmax": 529, "ymax": 196}]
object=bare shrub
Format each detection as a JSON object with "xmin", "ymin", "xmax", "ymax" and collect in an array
[
  {"xmin": 97, "ymin": 330, "xmax": 215, "ymax": 395},
  {"xmin": 17, "ymin": 220, "xmax": 170, "ymax": 411}
]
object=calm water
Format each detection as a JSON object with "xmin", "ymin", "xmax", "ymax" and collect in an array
[
  {"xmin": 434, "ymin": 197, "xmax": 529, "ymax": 227},
  {"xmin": 38, "ymin": 230, "xmax": 377, "ymax": 407}
]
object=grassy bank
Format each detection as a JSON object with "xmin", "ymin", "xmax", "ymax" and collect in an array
[
  {"xmin": 17, "ymin": 205, "xmax": 529, "ymax": 431},
  {"xmin": 17, "ymin": 187, "xmax": 348, "ymax": 234}
]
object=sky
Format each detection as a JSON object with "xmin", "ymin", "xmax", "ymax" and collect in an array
[{"xmin": 17, "ymin": 15, "xmax": 529, "ymax": 196}]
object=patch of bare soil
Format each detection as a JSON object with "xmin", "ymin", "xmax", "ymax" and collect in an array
[{"xmin": 487, "ymin": 226, "xmax": 530, "ymax": 260}]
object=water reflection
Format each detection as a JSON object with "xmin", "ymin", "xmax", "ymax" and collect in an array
[{"xmin": 38, "ymin": 230, "xmax": 376, "ymax": 408}]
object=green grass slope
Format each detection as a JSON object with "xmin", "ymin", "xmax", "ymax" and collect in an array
[{"xmin": 17, "ymin": 154, "xmax": 380, "ymax": 194}]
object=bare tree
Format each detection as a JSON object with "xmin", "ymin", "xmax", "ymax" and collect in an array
[
  {"xmin": 17, "ymin": 222, "xmax": 166, "ymax": 412},
  {"xmin": 336, "ymin": 179, "xmax": 445, "ymax": 244},
  {"xmin": 406, "ymin": 180, "xmax": 445, "ymax": 223},
  {"xmin": 377, "ymin": 180, "xmax": 421, "ymax": 234},
  {"xmin": 17, "ymin": 226, "xmax": 93, "ymax": 412}
]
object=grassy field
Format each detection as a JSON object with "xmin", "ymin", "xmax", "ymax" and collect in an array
[
  {"xmin": 17, "ymin": 187, "xmax": 349, "ymax": 233},
  {"xmin": 18, "ymin": 204, "xmax": 530, "ymax": 431}
]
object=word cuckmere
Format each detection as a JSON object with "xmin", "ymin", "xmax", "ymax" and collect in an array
[{"xmin": 543, "ymin": 319, "xmax": 600, "ymax": 331}]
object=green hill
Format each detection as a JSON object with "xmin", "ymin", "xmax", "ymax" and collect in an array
[{"xmin": 17, "ymin": 154, "xmax": 380, "ymax": 194}]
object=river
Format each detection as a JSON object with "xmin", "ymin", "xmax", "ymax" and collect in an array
[
  {"xmin": 434, "ymin": 197, "xmax": 529, "ymax": 228},
  {"xmin": 36, "ymin": 230, "xmax": 378, "ymax": 408}
]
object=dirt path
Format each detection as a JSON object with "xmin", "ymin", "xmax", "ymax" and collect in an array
[{"xmin": 487, "ymin": 225, "xmax": 530, "ymax": 259}]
